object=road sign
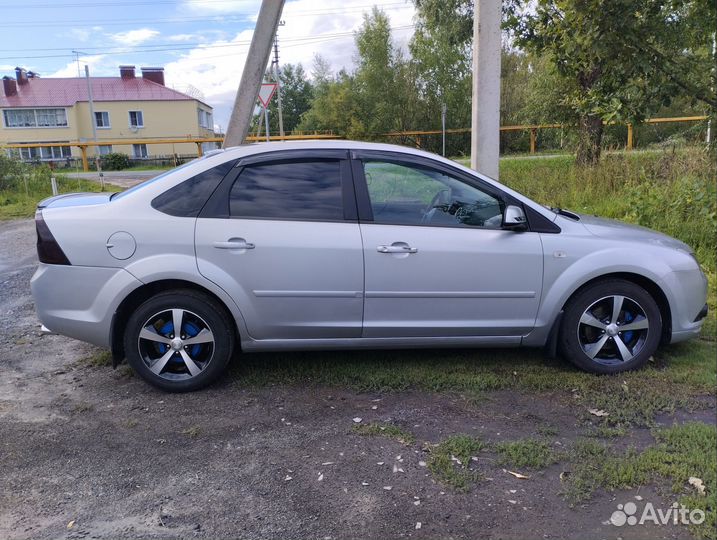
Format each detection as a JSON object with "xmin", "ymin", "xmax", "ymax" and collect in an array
[{"xmin": 258, "ymin": 82, "xmax": 278, "ymax": 108}]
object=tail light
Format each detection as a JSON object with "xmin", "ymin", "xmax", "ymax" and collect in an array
[{"xmin": 35, "ymin": 210, "xmax": 70, "ymax": 265}]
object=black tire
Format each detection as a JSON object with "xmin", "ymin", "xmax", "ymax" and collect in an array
[
  {"xmin": 124, "ymin": 289, "xmax": 235, "ymax": 392},
  {"xmin": 559, "ymin": 279, "xmax": 662, "ymax": 374}
]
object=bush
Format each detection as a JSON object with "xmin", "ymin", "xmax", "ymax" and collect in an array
[
  {"xmin": 100, "ymin": 152, "xmax": 131, "ymax": 171},
  {"xmin": 0, "ymin": 154, "xmax": 25, "ymax": 191}
]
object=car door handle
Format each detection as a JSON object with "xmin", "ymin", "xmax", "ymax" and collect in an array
[
  {"xmin": 213, "ymin": 239, "xmax": 255, "ymax": 250},
  {"xmin": 377, "ymin": 244, "xmax": 418, "ymax": 254}
]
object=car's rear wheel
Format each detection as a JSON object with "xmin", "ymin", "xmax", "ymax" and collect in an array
[
  {"xmin": 124, "ymin": 289, "xmax": 235, "ymax": 392},
  {"xmin": 559, "ymin": 279, "xmax": 662, "ymax": 374}
]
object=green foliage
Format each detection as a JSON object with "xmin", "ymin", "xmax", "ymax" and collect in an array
[
  {"xmin": 0, "ymin": 154, "xmax": 26, "ymax": 191},
  {"xmin": 300, "ymin": 8, "xmax": 420, "ymax": 138},
  {"xmin": 100, "ymin": 152, "xmax": 130, "ymax": 171},
  {"xmin": 428, "ymin": 435, "xmax": 485, "ymax": 490},
  {"xmin": 495, "ymin": 438, "xmax": 560, "ymax": 469},
  {"xmin": 265, "ymin": 63, "xmax": 315, "ymax": 134},
  {"xmin": 0, "ymin": 157, "xmax": 122, "ymax": 219},
  {"xmin": 505, "ymin": 0, "xmax": 717, "ymax": 163}
]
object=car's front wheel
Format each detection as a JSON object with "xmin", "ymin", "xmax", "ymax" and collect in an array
[
  {"xmin": 124, "ymin": 289, "xmax": 235, "ymax": 392},
  {"xmin": 560, "ymin": 279, "xmax": 662, "ymax": 374}
]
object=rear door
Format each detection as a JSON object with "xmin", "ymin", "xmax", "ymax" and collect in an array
[{"xmin": 195, "ymin": 150, "xmax": 364, "ymax": 340}]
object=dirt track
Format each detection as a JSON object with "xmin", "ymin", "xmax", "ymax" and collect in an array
[{"xmin": 0, "ymin": 219, "xmax": 702, "ymax": 540}]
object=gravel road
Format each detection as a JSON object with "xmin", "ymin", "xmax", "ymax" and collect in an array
[{"xmin": 0, "ymin": 219, "xmax": 699, "ymax": 540}]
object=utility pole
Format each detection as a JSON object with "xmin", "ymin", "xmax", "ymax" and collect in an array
[
  {"xmin": 72, "ymin": 50, "xmax": 85, "ymax": 78},
  {"xmin": 441, "ymin": 103, "xmax": 447, "ymax": 156},
  {"xmin": 707, "ymin": 32, "xmax": 716, "ymax": 145},
  {"xmin": 272, "ymin": 20, "xmax": 286, "ymax": 138},
  {"xmin": 84, "ymin": 65, "xmax": 103, "ymax": 187},
  {"xmin": 470, "ymin": 0, "xmax": 501, "ymax": 179},
  {"xmin": 224, "ymin": 0, "xmax": 285, "ymax": 147}
]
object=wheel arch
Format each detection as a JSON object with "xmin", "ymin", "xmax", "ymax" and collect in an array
[
  {"xmin": 558, "ymin": 272, "xmax": 672, "ymax": 345},
  {"xmin": 110, "ymin": 279, "xmax": 241, "ymax": 366}
]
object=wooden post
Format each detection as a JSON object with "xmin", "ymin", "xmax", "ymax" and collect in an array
[
  {"xmin": 196, "ymin": 142, "xmax": 203, "ymax": 157},
  {"xmin": 530, "ymin": 128, "xmax": 537, "ymax": 154},
  {"xmin": 415, "ymin": 135, "xmax": 422, "ymax": 149},
  {"xmin": 79, "ymin": 145, "xmax": 89, "ymax": 172},
  {"xmin": 626, "ymin": 123, "xmax": 633, "ymax": 151}
]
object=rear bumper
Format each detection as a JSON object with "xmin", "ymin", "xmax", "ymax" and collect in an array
[{"xmin": 31, "ymin": 263, "xmax": 142, "ymax": 347}]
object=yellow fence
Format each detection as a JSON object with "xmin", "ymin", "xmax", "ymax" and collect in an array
[
  {"xmin": 384, "ymin": 115, "xmax": 709, "ymax": 153},
  {"xmin": 1, "ymin": 116, "xmax": 708, "ymax": 171}
]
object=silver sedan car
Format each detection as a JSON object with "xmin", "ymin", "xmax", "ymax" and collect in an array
[{"xmin": 31, "ymin": 141, "xmax": 708, "ymax": 392}]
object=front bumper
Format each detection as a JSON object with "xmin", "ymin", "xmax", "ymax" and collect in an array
[
  {"xmin": 31, "ymin": 263, "xmax": 142, "ymax": 347},
  {"xmin": 663, "ymin": 269, "xmax": 709, "ymax": 344}
]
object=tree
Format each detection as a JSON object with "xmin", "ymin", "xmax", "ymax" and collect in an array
[
  {"xmin": 300, "ymin": 8, "xmax": 420, "ymax": 139},
  {"xmin": 411, "ymin": 0, "xmax": 474, "ymax": 153},
  {"xmin": 266, "ymin": 63, "xmax": 314, "ymax": 134},
  {"xmin": 506, "ymin": 0, "xmax": 717, "ymax": 164}
]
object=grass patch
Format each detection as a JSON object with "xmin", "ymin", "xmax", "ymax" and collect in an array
[
  {"xmin": 76, "ymin": 351, "xmax": 113, "ymax": 368},
  {"xmin": 235, "ymin": 339, "xmax": 715, "ymax": 427},
  {"xmin": 564, "ymin": 422, "xmax": 716, "ymax": 539},
  {"xmin": 428, "ymin": 435, "xmax": 485, "ymax": 490},
  {"xmin": 0, "ymin": 158, "xmax": 124, "ymax": 219},
  {"xmin": 536, "ymin": 425, "xmax": 559, "ymax": 437},
  {"xmin": 181, "ymin": 426, "xmax": 201, "ymax": 438},
  {"xmin": 352, "ymin": 422, "xmax": 415, "ymax": 445},
  {"xmin": 72, "ymin": 402, "xmax": 93, "ymax": 413},
  {"xmin": 495, "ymin": 438, "xmax": 560, "ymax": 469}
]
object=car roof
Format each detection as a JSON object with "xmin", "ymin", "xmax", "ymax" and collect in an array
[{"xmin": 220, "ymin": 139, "xmax": 441, "ymax": 160}]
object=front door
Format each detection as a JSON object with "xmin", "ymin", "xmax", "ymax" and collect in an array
[{"xmin": 355, "ymin": 155, "xmax": 544, "ymax": 338}]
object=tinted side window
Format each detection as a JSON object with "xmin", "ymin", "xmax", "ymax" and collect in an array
[
  {"xmin": 363, "ymin": 160, "xmax": 504, "ymax": 228},
  {"xmin": 152, "ymin": 161, "xmax": 234, "ymax": 217},
  {"xmin": 230, "ymin": 160, "xmax": 344, "ymax": 221}
]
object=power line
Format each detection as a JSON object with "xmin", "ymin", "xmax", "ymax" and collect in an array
[
  {"xmin": 0, "ymin": 3, "xmax": 411, "ymax": 27},
  {"xmin": 1, "ymin": 0, "xmax": 405, "ymax": 8},
  {"xmin": 0, "ymin": 25, "xmax": 417, "ymax": 61}
]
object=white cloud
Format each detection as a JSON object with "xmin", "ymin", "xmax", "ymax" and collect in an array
[
  {"xmin": 168, "ymin": 33, "xmax": 199, "ymax": 42},
  {"xmin": 181, "ymin": 0, "xmax": 260, "ymax": 14},
  {"xmin": 68, "ymin": 28, "xmax": 91, "ymax": 42},
  {"xmin": 164, "ymin": 0, "xmax": 416, "ymax": 128},
  {"xmin": 111, "ymin": 28, "xmax": 160, "ymax": 46},
  {"xmin": 47, "ymin": 55, "xmax": 111, "ymax": 78}
]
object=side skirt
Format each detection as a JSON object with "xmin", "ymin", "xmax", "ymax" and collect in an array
[{"xmin": 240, "ymin": 335, "xmax": 522, "ymax": 352}]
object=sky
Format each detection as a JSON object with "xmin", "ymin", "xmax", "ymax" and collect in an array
[{"xmin": 0, "ymin": 0, "xmax": 417, "ymax": 130}]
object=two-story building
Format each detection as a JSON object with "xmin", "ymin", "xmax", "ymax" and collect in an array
[{"xmin": 1, "ymin": 65, "xmax": 215, "ymax": 162}]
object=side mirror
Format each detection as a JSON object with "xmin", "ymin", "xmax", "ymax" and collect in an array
[{"xmin": 502, "ymin": 205, "xmax": 528, "ymax": 231}]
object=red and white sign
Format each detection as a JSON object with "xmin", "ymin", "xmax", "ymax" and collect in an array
[{"xmin": 258, "ymin": 83, "xmax": 278, "ymax": 108}]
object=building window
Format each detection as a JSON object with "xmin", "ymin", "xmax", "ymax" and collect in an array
[
  {"xmin": 128, "ymin": 110, "xmax": 144, "ymax": 128},
  {"xmin": 197, "ymin": 108, "xmax": 212, "ymax": 129},
  {"xmin": 98, "ymin": 145, "xmax": 112, "ymax": 155},
  {"xmin": 18, "ymin": 144, "xmax": 71, "ymax": 160},
  {"xmin": 132, "ymin": 144, "xmax": 148, "ymax": 158},
  {"xmin": 3, "ymin": 108, "xmax": 68, "ymax": 128},
  {"xmin": 95, "ymin": 112, "xmax": 110, "ymax": 128}
]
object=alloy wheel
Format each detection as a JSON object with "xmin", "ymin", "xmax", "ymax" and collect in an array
[
  {"xmin": 137, "ymin": 308, "xmax": 215, "ymax": 380},
  {"xmin": 577, "ymin": 295, "xmax": 650, "ymax": 365}
]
